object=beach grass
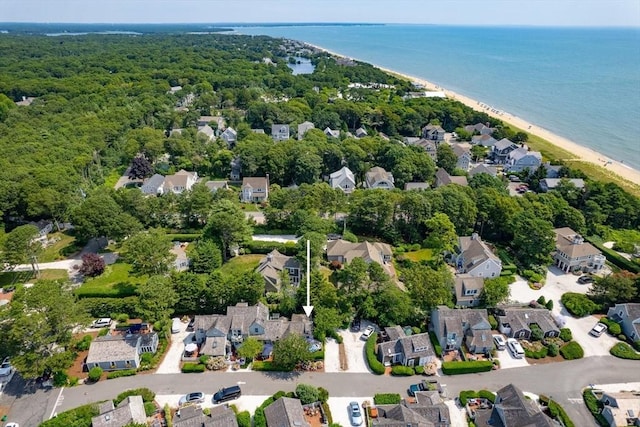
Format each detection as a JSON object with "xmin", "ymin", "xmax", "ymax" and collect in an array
[{"xmin": 219, "ymin": 254, "xmax": 263, "ymax": 277}]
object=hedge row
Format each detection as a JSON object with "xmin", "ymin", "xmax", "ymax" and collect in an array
[
  {"xmin": 610, "ymin": 342, "xmax": 640, "ymax": 360},
  {"xmin": 115, "ymin": 388, "xmax": 156, "ymax": 405},
  {"xmin": 365, "ymin": 333, "xmax": 385, "ymax": 375},
  {"xmin": 391, "ymin": 365, "xmax": 414, "ymax": 376},
  {"xmin": 428, "ymin": 332, "xmax": 442, "ymax": 356},
  {"xmin": 78, "ymin": 296, "xmax": 140, "ymax": 316},
  {"xmin": 582, "ymin": 389, "xmax": 610, "ymax": 427},
  {"xmin": 181, "ymin": 363, "xmax": 206, "ymax": 373},
  {"xmin": 166, "ymin": 233, "xmax": 202, "ymax": 242},
  {"xmin": 374, "ymin": 393, "xmax": 402, "ymax": 405},
  {"xmin": 106, "ymin": 369, "xmax": 137, "ymax": 380},
  {"xmin": 244, "ymin": 240, "xmax": 298, "ymax": 256},
  {"xmin": 587, "ymin": 236, "xmax": 640, "ymax": 273},
  {"xmin": 559, "ymin": 341, "xmax": 584, "ymax": 360},
  {"xmin": 459, "ymin": 390, "xmax": 496, "ymax": 406},
  {"xmin": 441, "ymin": 360, "xmax": 493, "ymax": 375},
  {"xmin": 542, "ymin": 396, "xmax": 575, "ymax": 427}
]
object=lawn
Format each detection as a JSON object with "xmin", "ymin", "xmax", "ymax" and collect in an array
[
  {"xmin": 403, "ymin": 249, "xmax": 435, "ymax": 262},
  {"xmin": 239, "ymin": 203, "xmax": 261, "ymax": 212},
  {"xmin": 219, "ymin": 254, "xmax": 263, "ymax": 277},
  {"xmin": 0, "ymin": 269, "xmax": 68, "ymax": 286},
  {"xmin": 75, "ymin": 263, "xmax": 147, "ymax": 298},
  {"xmin": 40, "ymin": 232, "xmax": 80, "ymax": 262}
]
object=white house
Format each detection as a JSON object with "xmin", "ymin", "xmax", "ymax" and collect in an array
[
  {"xmin": 329, "ymin": 166, "xmax": 356, "ymax": 194},
  {"xmin": 297, "ymin": 121, "xmax": 315, "ymax": 140},
  {"xmin": 364, "ymin": 166, "xmax": 395, "ymax": 189},
  {"xmin": 456, "ymin": 233, "xmax": 502, "ymax": 278},
  {"xmin": 506, "ymin": 148, "xmax": 542, "ymax": 173},
  {"xmin": 241, "ymin": 176, "xmax": 269, "ymax": 203},
  {"xmin": 271, "ymin": 124, "xmax": 290, "ymax": 141}
]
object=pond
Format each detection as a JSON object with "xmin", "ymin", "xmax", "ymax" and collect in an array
[{"xmin": 287, "ymin": 56, "xmax": 315, "ymax": 75}]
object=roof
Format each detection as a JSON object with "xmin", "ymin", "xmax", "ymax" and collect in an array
[
  {"xmin": 458, "ymin": 235, "xmax": 501, "ymax": 272},
  {"xmin": 405, "ymin": 182, "xmax": 430, "ymax": 191},
  {"xmin": 494, "ymin": 138, "xmax": 517, "ymax": 151},
  {"xmin": 141, "ymin": 174, "xmax": 166, "ymax": 193},
  {"xmin": 434, "ymin": 306, "xmax": 491, "ymax": 337},
  {"xmin": 509, "ymin": 148, "xmax": 542, "ymax": 162},
  {"xmin": 264, "ymin": 397, "xmax": 311, "ymax": 427},
  {"xmin": 468, "ymin": 164, "xmax": 498, "ymax": 177},
  {"xmin": 454, "ymin": 275, "xmax": 485, "ymax": 303},
  {"xmin": 365, "ymin": 166, "xmax": 394, "ymax": 188},
  {"xmin": 326, "ymin": 240, "xmax": 392, "ymax": 264},
  {"xmin": 242, "ymin": 177, "xmax": 269, "ymax": 189},
  {"xmin": 540, "ymin": 178, "xmax": 585, "ymax": 190},
  {"xmin": 554, "ymin": 227, "xmax": 601, "ymax": 259},
  {"xmin": 86, "ymin": 336, "xmax": 139, "ymax": 365},
  {"xmin": 378, "ymin": 332, "xmax": 435, "ymax": 361},
  {"xmin": 164, "ymin": 170, "xmax": 197, "ymax": 190},
  {"xmin": 324, "ymin": 127, "xmax": 341, "ymax": 138},
  {"xmin": 256, "ymin": 249, "xmax": 301, "ymax": 291},
  {"xmin": 472, "ymin": 134, "xmax": 497, "ymax": 145},
  {"xmin": 491, "ymin": 384, "xmax": 555, "ymax": 427},
  {"xmin": 330, "ymin": 166, "xmax": 355, "ymax": 183},
  {"xmin": 92, "ymin": 395, "xmax": 146, "ymax": 427},
  {"xmin": 198, "ymin": 125, "xmax": 214, "ymax": 138},
  {"xmin": 497, "ymin": 308, "xmax": 559, "ymax": 334},
  {"xmin": 435, "ymin": 168, "xmax": 468, "ymax": 187},
  {"xmin": 173, "ymin": 404, "xmax": 238, "ymax": 427},
  {"xmin": 205, "ymin": 180, "xmax": 228, "ymax": 191},
  {"xmin": 451, "ymin": 144, "xmax": 470, "ymax": 158}
]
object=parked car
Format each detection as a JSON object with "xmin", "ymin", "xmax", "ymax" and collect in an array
[
  {"xmin": 349, "ymin": 401, "xmax": 363, "ymax": 426},
  {"xmin": 506, "ymin": 338, "xmax": 525, "ymax": 359},
  {"xmin": 590, "ymin": 322, "xmax": 608, "ymax": 337},
  {"xmin": 350, "ymin": 318, "xmax": 361, "ymax": 332},
  {"xmin": 0, "ymin": 357, "xmax": 12, "ymax": 377},
  {"xmin": 492, "ymin": 334, "xmax": 507, "ymax": 350},
  {"xmin": 213, "ymin": 385, "xmax": 241, "ymax": 404},
  {"xmin": 171, "ymin": 317, "xmax": 182, "ymax": 334},
  {"xmin": 91, "ymin": 318, "xmax": 112, "ymax": 328},
  {"xmin": 360, "ymin": 325, "xmax": 375, "ymax": 341},
  {"xmin": 178, "ymin": 392, "xmax": 205, "ymax": 406},
  {"xmin": 578, "ymin": 275, "xmax": 595, "ymax": 284}
]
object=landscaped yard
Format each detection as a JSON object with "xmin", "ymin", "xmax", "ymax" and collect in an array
[
  {"xmin": 40, "ymin": 232, "xmax": 80, "ymax": 262},
  {"xmin": 74, "ymin": 263, "xmax": 146, "ymax": 297},
  {"xmin": 403, "ymin": 249, "xmax": 435, "ymax": 262},
  {"xmin": 0, "ymin": 269, "xmax": 68, "ymax": 287},
  {"xmin": 219, "ymin": 254, "xmax": 263, "ymax": 277}
]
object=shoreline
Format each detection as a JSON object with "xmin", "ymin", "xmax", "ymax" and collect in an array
[{"xmin": 304, "ymin": 42, "xmax": 640, "ymax": 186}]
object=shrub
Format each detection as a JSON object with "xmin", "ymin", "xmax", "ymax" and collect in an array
[
  {"xmin": 525, "ymin": 346, "xmax": 548, "ymax": 359},
  {"xmin": 478, "ymin": 390, "xmax": 496, "ymax": 403},
  {"xmin": 560, "ymin": 341, "xmax": 584, "ymax": 360},
  {"xmin": 296, "ymin": 384, "xmax": 320, "ymax": 405},
  {"xmin": 415, "ymin": 365, "xmax": 425, "ymax": 375},
  {"xmin": 318, "ymin": 387, "xmax": 329, "ymax": 403},
  {"xmin": 459, "ymin": 390, "xmax": 476, "ymax": 406},
  {"xmin": 141, "ymin": 352, "xmax": 153, "ymax": 364},
  {"xmin": 164, "ymin": 404, "xmax": 173, "ymax": 427},
  {"xmin": 88, "ymin": 366, "xmax": 103, "ymax": 382},
  {"xmin": 53, "ymin": 370, "xmax": 68, "ymax": 387},
  {"xmin": 73, "ymin": 335, "xmax": 93, "ymax": 351},
  {"xmin": 609, "ymin": 322, "xmax": 621, "ymax": 336},
  {"xmin": 583, "ymin": 388, "xmax": 609, "ymax": 427},
  {"xmin": 442, "ymin": 361, "xmax": 493, "ymax": 375},
  {"xmin": 391, "ymin": 365, "xmax": 415, "ymax": 376},
  {"xmin": 181, "ymin": 363, "xmax": 205, "ymax": 373},
  {"xmin": 547, "ymin": 342, "xmax": 559, "ymax": 357},
  {"xmin": 79, "ymin": 253, "xmax": 106, "ymax": 277},
  {"xmin": 634, "ymin": 340, "xmax": 640, "ymax": 352},
  {"xmin": 610, "ymin": 342, "xmax": 640, "ymax": 360},
  {"xmin": 115, "ymin": 388, "xmax": 156, "ymax": 405},
  {"xmin": 374, "ymin": 393, "xmax": 402, "ymax": 405},
  {"xmin": 206, "ymin": 356, "xmax": 227, "ymax": 371},
  {"xmin": 236, "ymin": 411, "xmax": 251, "ymax": 427},
  {"xmin": 199, "ymin": 355, "xmax": 210, "ymax": 365},
  {"xmin": 561, "ymin": 293, "xmax": 598, "ymax": 317},
  {"xmin": 530, "ymin": 324, "xmax": 544, "ymax": 341},
  {"xmin": 537, "ymin": 296, "xmax": 546, "ymax": 305},
  {"xmin": 547, "ymin": 398, "xmax": 575, "ymax": 427},
  {"xmin": 365, "ymin": 333, "xmax": 385, "ymax": 375},
  {"xmin": 79, "ymin": 296, "xmax": 139, "ymax": 316},
  {"xmin": 322, "ymin": 402, "xmax": 334, "ymax": 425},
  {"xmin": 144, "ymin": 402, "xmax": 157, "ymax": 416},
  {"xmin": 40, "ymin": 403, "xmax": 99, "ymax": 427},
  {"xmin": 429, "ymin": 331, "xmax": 443, "ymax": 355},
  {"xmin": 559, "ymin": 328, "xmax": 572, "ymax": 342},
  {"xmin": 488, "ymin": 315, "xmax": 498, "ymax": 330},
  {"xmin": 106, "ymin": 369, "xmax": 137, "ymax": 379},
  {"xmin": 618, "ymin": 334, "xmax": 627, "ymax": 341},
  {"xmin": 252, "ymin": 361, "xmax": 289, "ymax": 371},
  {"xmin": 545, "ymin": 300, "xmax": 554, "ymax": 310}
]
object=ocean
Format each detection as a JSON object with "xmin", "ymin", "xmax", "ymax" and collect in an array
[{"xmin": 233, "ymin": 25, "xmax": 640, "ymax": 170}]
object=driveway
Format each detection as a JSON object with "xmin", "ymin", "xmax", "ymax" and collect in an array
[
  {"xmin": 154, "ymin": 393, "xmax": 268, "ymax": 412},
  {"xmin": 336, "ymin": 322, "xmax": 375, "ymax": 373},
  {"xmin": 444, "ymin": 400, "xmax": 468, "ymax": 427},
  {"xmin": 155, "ymin": 319, "xmax": 193, "ymax": 374},
  {"xmin": 495, "ymin": 347, "xmax": 529, "ymax": 369},
  {"xmin": 324, "ymin": 337, "xmax": 341, "ymax": 372},
  {"xmin": 328, "ymin": 397, "xmax": 371, "ymax": 427},
  {"xmin": 245, "ymin": 212, "xmax": 265, "ymax": 225}
]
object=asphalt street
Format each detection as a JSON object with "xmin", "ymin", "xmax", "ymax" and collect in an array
[{"xmin": 15, "ymin": 356, "xmax": 632, "ymax": 427}]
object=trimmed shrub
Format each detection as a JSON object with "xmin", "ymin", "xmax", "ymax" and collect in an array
[
  {"xmin": 634, "ymin": 340, "xmax": 640, "ymax": 352},
  {"xmin": 537, "ymin": 296, "xmax": 546, "ymax": 305},
  {"xmin": 559, "ymin": 328, "xmax": 572, "ymax": 342},
  {"xmin": 530, "ymin": 324, "xmax": 544, "ymax": 341},
  {"xmin": 560, "ymin": 341, "xmax": 584, "ymax": 360},
  {"xmin": 79, "ymin": 296, "xmax": 139, "ymax": 316},
  {"xmin": 525, "ymin": 346, "xmax": 548, "ymax": 359},
  {"xmin": 236, "ymin": 411, "xmax": 251, "ymax": 427},
  {"xmin": 547, "ymin": 398, "xmax": 575, "ymax": 427},
  {"xmin": 115, "ymin": 388, "xmax": 156, "ymax": 405},
  {"xmin": 608, "ymin": 322, "xmax": 621, "ymax": 336},
  {"xmin": 252, "ymin": 361, "xmax": 289, "ymax": 371},
  {"xmin": 144, "ymin": 402, "xmax": 157, "ymax": 416},
  {"xmin": 365, "ymin": 333, "xmax": 385, "ymax": 375},
  {"xmin": 88, "ymin": 366, "xmax": 103, "ymax": 382},
  {"xmin": 429, "ymin": 331, "xmax": 443, "ymax": 355},
  {"xmin": 488, "ymin": 315, "xmax": 498, "ymax": 330},
  {"xmin": 73, "ymin": 335, "xmax": 93, "ymax": 351},
  {"xmin": 478, "ymin": 390, "xmax": 496, "ymax": 403},
  {"xmin": 391, "ymin": 365, "xmax": 415, "ymax": 376},
  {"xmin": 583, "ymin": 389, "xmax": 610, "ymax": 427},
  {"xmin": 610, "ymin": 342, "xmax": 640, "ymax": 360},
  {"xmin": 296, "ymin": 384, "xmax": 320, "ymax": 405},
  {"xmin": 442, "ymin": 361, "xmax": 493, "ymax": 375},
  {"xmin": 181, "ymin": 363, "xmax": 205, "ymax": 373},
  {"xmin": 545, "ymin": 300, "xmax": 554, "ymax": 310},
  {"xmin": 318, "ymin": 387, "xmax": 329, "ymax": 403},
  {"xmin": 374, "ymin": 393, "xmax": 402, "ymax": 405},
  {"xmin": 547, "ymin": 342, "xmax": 559, "ymax": 357},
  {"xmin": 459, "ymin": 390, "xmax": 476, "ymax": 406},
  {"xmin": 561, "ymin": 293, "xmax": 598, "ymax": 317},
  {"xmin": 106, "ymin": 369, "xmax": 136, "ymax": 379},
  {"xmin": 415, "ymin": 365, "xmax": 425, "ymax": 375}
]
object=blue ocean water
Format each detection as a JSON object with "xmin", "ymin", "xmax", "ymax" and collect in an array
[{"xmin": 234, "ymin": 25, "xmax": 640, "ymax": 170}]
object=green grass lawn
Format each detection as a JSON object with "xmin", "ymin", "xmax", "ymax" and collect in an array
[
  {"xmin": 40, "ymin": 232, "xmax": 80, "ymax": 262},
  {"xmin": 75, "ymin": 263, "xmax": 146, "ymax": 298},
  {"xmin": 239, "ymin": 203, "xmax": 261, "ymax": 212},
  {"xmin": 404, "ymin": 249, "xmax": 435, "ymax": 262},
  {"xmin": 0, "ymin": 269, "xmax": 69, "ymax": 287},
  {"xmin": 219, "ymin": 254, "xmax": 263, "ymax": 277}
]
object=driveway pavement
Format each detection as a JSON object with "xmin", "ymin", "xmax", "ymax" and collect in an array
[
  {"xmin": 156, "ymin": 319, "xmax": 193, "ymax": 374},
  {"xmin": 324, "ymin": 337, "xmax": 341, "ymax": 372},
  {"xmin": 495, "ymin": 346, "xmax": 529, "ymax": 369},
  {"xmin": 245, "ymin": 212, "xmax": 265, "ymax": 225},
  {"xmin": 337, "ymin": 322, "xmax": 375, "ymax": 373},
  {"xmin": 328, "ymin": 396, "xmax": 370, "ymax": 427},
  {"xmin": 444, "ymin": 400, "xmax": 467, "ymax": 427}
]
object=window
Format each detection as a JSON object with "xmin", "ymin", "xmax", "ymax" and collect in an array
[
  {"xmin": 254, "ymin": 327, "xmax": 259, "ymax": 333},
  {"xmin": 110, "ymin": 362, "xmax": 116, "ymax": 369}
]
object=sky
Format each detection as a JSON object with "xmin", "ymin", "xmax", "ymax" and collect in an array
[{"xmin": 0, "ymin": 0, "xmax": 639, "ymax": 27}]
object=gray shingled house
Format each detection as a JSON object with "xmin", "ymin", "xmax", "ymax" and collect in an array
[
  {"xmin": 373, "ymin": 390, "xmax": 451, "ymax": 427},
  {"xmin": 607, "ymin": 303, "xmax": 640, "ymax": 342},
  {"xmin": 91, "ymin": 396, "xmax": 146, "ymax": 427},
  {"xmin": 264, "ymin": 397, "xmax": 311, "ymax": 427},
  {"xmin": 473, "ymin": 384, "xmax": 555, "ymax": 427},
  {"xmin": 173, "ymin": 404, "xmax": 238, "ymax": 427},
  {"xmin": 377, "ymin": 326, "xmax": 436, "ymax": 368},
  {"xmin": 430, "ymin": 307, "xmax": 492, "ymax": 354},
  {"xmin": 256, "ymin": 249, "xmax": 302, "ymax": 293},
  {"xmin": 86, "ymin": 330, "xmax": 158, "ymax": 371},
  {"xmin": 495, "ymin": 307, "xmax": 560, "ymax": 339}
]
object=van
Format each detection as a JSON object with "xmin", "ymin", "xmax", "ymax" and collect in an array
[
  {"xmin": 171, "ymin": 318, "xmax": 181, "ymax": 334},
  {"xmin": 213, "ymin": 385, "xmax": 241, "ymax": 403},
  {"xmin": 506, "ymin": 338, "xmax": 525, "ymax": 359},
  {"xmin": 492, "ymin": 334, "xmax": 506, "ymax": 350}
]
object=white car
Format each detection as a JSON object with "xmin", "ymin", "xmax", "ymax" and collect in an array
[
  {"xmin": 506, "ymin": 338, "xmax": 525, "ymax": 359},
  {"xmin": 360, "ymin": 325, "xmax": 375, "ymax": 341},
  {"xmin": 349, "ymin": 401, "xmax": 363, "ymax": 426},
  {"xmin": 5, "ymin": 423, "xmax": 19, "ymax": 427},
  {"xmin": 91, "ymin": 318, "xmax": 112, "ymax": 328},
  {"xmin": 492, "ymin": 334, "xmax": 506, "ymax": 350},
  {"xmin": 590, "ymin": 322, "xmax": 607, "ymax": 337},
  {"xmin": 0, "ymin": 357, "xmax": 13, "ymax": 377}
]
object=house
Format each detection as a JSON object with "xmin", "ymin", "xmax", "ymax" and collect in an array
[
  {"xmin": 256, "ymin": 249, "xmax": 302, "ymax": 293},
  {"xmin": 599, "ymin": 391, "xmax": 640, "ymax": 427},
  {"xmin": 163, "ymin": 170, "xmax": 199, "ymax": 194},
  {"xmin": 86, "ymin": 329, "xmax": 159, "ymax": 371},
  {"xmin": 364, "ymin": 166, "xmax": 395, "ymax": 189},
  {"xmin": 435, "ymin": 168, "xmax": 468, "ymax": 187},
  {"xmin": 377, "ymin": 326, "xmax": 436, "ymax": 367},
  {"xmin": 323, "ymin": 127, "xmax": 341, "ymax": 138},
  {"xmin": 173, "ymin": 404, "xmax": 239, "ymax": 427},
  {"xmin": 15, "ymin": 96, "xmax": 36, "ymax": 106},
  {"xmin": 404, "ymin": 182, "xmax": 430, "ymax": 191},
  {"xmin": 197, "ymin": 124, "xmax": 215, "ymax": 140},
  {"xmin": 326, "ymin": 239, "xmax": 392, "ymax": 268},
  {"xmin": 241, "ymin": 176, "xmax": 269, "ymax": 203},
  {"xmin": 297, "ymin": 121, "xmax": 315, "ymax": 140},
  {"xmin": 252, "ymin": 129, "xmax": 266, "ymax": 134},
  {"xmin": 264, "ymin": 397, "xmax": 311, "ymax": 427},
  {"xmin": 468, "ymin": 164, "xmax": 498, "ymax": 178},
  {"xmin": 539, "ymin": 178, "xmax": 585, "ymax": 192},
  {"xmin": 422, "ymin": 124, "xmax": 446, "ymax": 142},
  {"xmin": 205, "ymin": 180, "xmax": 229, "ymax": 192},
  {"xmin": 471, "ymin": 134, "xmax": 498, "ymax": 147},
  {"xmin": 197, "ymin": 115, "xmax": 226, "ymax": 130},
  {"xmin": 543, "ymin": 162, "xmax": 564, "ymax": 178},
  {"xmin": 406, "ymin": 138, "xmax": 438, "ymax": 161},
  {"xmin": 91, "ymin": 396, "xmax": 147, "ymax": 427},
  {"xmin": 454, "ymin": 275, "xmax": 484, "ymax": 307},
  {"xmin": 451, "ymin": 144, "xmax": 472, "ymax": 171},
  {"xmin": 329, "ymin": 166, "xmax": 356, "ymax": 194},
  {"xmin": 552, "ymin": 227, "xmax": 605, "ymax": 273},
  {"xmin": 456, "ymin": 233, "xmax": 502, "ymax": 278},
  {"xmin": 506, "ymin": 148, "xmax": 542, "ymax": 173},
  {"xmin": 193, "ymin": 302, "xmax": 312, "ymax": 357},
  {"xmin": 607, "ymin": 303, "xmax": 640, "ymax": 342},
  {"xmin": 430, "ymin": 306, "xmax": 492, "ymax": 354},
  {"xmin": 230, "ymin": 157, "xmax": 242, "ymax": 180},
  {"xmin": 272, "ymin": 124, "xmax": 290, "ymax": 141},
  {"xmin": 465, "ymin": 123, "xmax": 495, "ymax": 136},
  {"xmin": 495, "ymin": 307, "xmax": 560, "ymax": 339},
  {"xmin": 373, "ymin": 391, "xmax": 451, "ymax": 427},
  {"xmin": 168, "ymin": 85, "xmax": 182, "ymax": 94},
  {"xmin": 355, "ymin": 127, "xmax": 368, "ymax": 138},
  {"xmin": 140, "ymin": 174, "xmax": 166, "ymax": 195},
  {"xmin": 220, "ymin": 127, "xmax": 237, "ymax": 147},
  {"xmin": 474, "ymin": 384, "xmax": 555, "ymax": 427},
  {"xmin": 29, "ymin": 220, "xmax": 54, "ymax": 238},
  {"xmin": 491, "ymin": 138, "xmax": 518, "ymax": 164}
]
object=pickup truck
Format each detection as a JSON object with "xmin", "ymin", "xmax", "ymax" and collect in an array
[{"xmin": 408, "ymin": 379, "xmax": 438, "ymax": 396}]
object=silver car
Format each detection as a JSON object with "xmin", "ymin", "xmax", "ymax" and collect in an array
[
  {"xmin": 349, "ymin": 401, "xmax": 363, "ymax": 426},
  {"xmin": 178, "ymin": 392, "xmax": 205, "ymax": 406}
]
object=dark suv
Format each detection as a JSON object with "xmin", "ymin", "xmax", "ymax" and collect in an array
[
  {"xmin": 578, "ymin": 275, "xmax": 595, "ymax": 284},
  {"xmin": 213, "ymin": 385, "xmax": 241, "ymax": 403}
]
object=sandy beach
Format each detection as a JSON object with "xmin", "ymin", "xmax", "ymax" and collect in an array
[{"xmin": 306, "ymin": 43, "xmax": 640, "ymax": 186}]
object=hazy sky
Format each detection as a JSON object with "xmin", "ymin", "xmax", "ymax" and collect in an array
[{"xmin": 1, "ymin": 0, "xmax": 639, "ymax": 27}]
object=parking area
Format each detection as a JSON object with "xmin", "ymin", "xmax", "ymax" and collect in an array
[
  {"xmin": 495, "ymin": 344, "xmax": 529, "ymax": 369},
  {"xmin": 328, "ymin": 396, "xmax": 371, "ymax": 427},
  {"xmin": 155, "ymin": 319, "xmax": 193, "ymax": 374},
  {"xmin": 324, "ymin": 337, "xmax": 341, "ymax": 372},
  {"xmin": 155, "ymin": 393, "xmax": 269, "ymax": 412},
  {"xmin": 335, "ymin": 321, "xmax": 375, "ymax": 373}
]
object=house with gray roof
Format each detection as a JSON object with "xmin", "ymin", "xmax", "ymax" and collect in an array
[
  {"xmin": 272, "ymin": 124, "xmax": 290, "ymax": 141},
  {"xmin": 431, "ymin": 306, "xmax": 492, "ymax": 354},
  {"xmin": 474, "ymin": 384, "xmax": 555, "ymax": 427},
  {"xmin": 495, "ymin": 307, "xmax": 560, "ymax": 340},
  {"xmin": 422, "ymin": 124, "xmax": 446, "ymax": 142},
  {"xmin": 323, "ymin": 127, "xmax": 341, "ymax": 139},
  {"xmin": 86, "ymin": 330, "xmax": 159, "ymax": 371},
  {"xmin": 197, "ymin": 124, "xmax": 215, "ymax": 140},
  {"xmin": 491, "ymin": 138, "xmax": 518, "ymax": 164},
  {"xmin": 140, "ymin": 174, "xmax": 166, "ymax": 195},
  {"xmin": 205, "ymin": 180, "xmax": 229, "ymax": 192},
  {"xmin": 468, "ymin": 164, "xmax": 498, "ymax": 178},
  {"xmin": 355, "ymin": 127, "xmax": 368, "ymax": 138},
  {"xmin": 364, "ymin": 166, "xmax": 395, "ymax": 189},
  {"xmin": 326, "ymin": 239, "xmax": 394, "ymax": 277},
  {"xmin": 435, "ymin": 168, "xmax": 468, "ymax": 188},
  {"xmin": 471, "ymin": 134, "xmax": 498, "ymax": 147},
  {"xmin": 505, "ymin": 147, "xmax": 542, "ymax": 173},
  {"xmin": 404, "ymin": 182, "xmax": 430, "ymax": 191},
  {"xmin": 607, "ymin": 303, "xmax": 640, "ymax": 342},
  {"xmin": 264, "ymin": 397, "xmax": 311, "ymax": 427},
  {"xmin": 406, "ymin": 138, "xmax": 438, "ymax": 161},
  {"xmin": 373, "ymin": 391, "xmax": 451, "ymax": 427},
  {"xmin": 456, "ymin": 233, "xmax": 502, "ymax": 278},
  {"xmin": 92, "ymin": 395, "xmax": 147, "ymax": 427},
  {"xmin": 256, "ymin": 249, "xmax": 302, "ymax": 293},
  {"xmin": 451, "ymin": 144, "xmax": 472, "ymax": 171},
  {"xmin": 377, "ymin": 327, "xmax": 436, "ymax": 367},
  {"xmin": 465, "ymin": 123, "xmax": 495, "ymax": 136},
  {"xmin": 599, "ymin": 391, "xmax": 640, "ymax": 427},
  {"xmin": 241, "ymin": 176, "xmax": 269, "ymax": 203},
  {"xmin": 220, "ymin": 127, "xmax": 237, "ymax": 147},
  {"xmin": 539, "ymin": 178, "xmax": 585, "ymax": 192},
  {"xmin": 230, "ymin": 157, "xmax": 242, "ymax": 180},
  {"xmin": 297, "ymin": 121, "xmax": 315, "ymax": 140},
  {"xmin": 173, "ymin": 404, "xmax": 238, "ymax": 427},
  {"xmin": 552, "ymin": 227, "xmax": 605, "ymax": 273},
  {"xmin": 163, "ymin": 170, "xmax": 199, "ymax": 194},
  {"xmin": 454, "ymin": 275, "xmax": 484, "ymax": 307},
  {"xmin": 329, "ymin": 166, "xmax": 356, "ymax": 194}
]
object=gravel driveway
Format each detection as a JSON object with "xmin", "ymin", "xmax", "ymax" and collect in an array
[
  {"xmin": 324, "ymin": 337, "xmax": 341, "ymax": 372},
  {"xmin": 337, "ymin": 322, "xmax": 375, "ymax": 373},
  {"xmin": 156, "ymin": 319, "xmax": 193, "ymax": 374}
]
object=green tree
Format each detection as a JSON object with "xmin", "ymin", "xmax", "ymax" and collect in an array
[
  {"xmin": 2, "ymin": 224, "xmax": 41, "ymax": 272},
  {"xmin": 0, "ymin": 93, "xmax": 15, "ymax": 122},
  {"xmin": 295, "ymin": 384, "xmax": 320, "ymax": 405},
  {"xmin": 172, "ymin": 272, "xmax": 209, "ymax": 314},
  {"xmin": 122, "ymin": 229, "xmax": 176, "ymax": 275},
  {"xmin": 137, "ymin": 275, "xmax": 178, "ymax": 322},
  {"xmin": 272, "ymin": 334, "xmax": 313, "ymax": 371},
  {"xmin": 423, "ymin": 213, "xmax": 457, "ymax": 252},
  {"xmin": 236, "ymin": 337, "xmax": 263, "ymax": 360},
  {"xmin": 71, "ymin": 193, "xmax": 142, "ymax": 242},
  {"xmin": 402, "ymin": 264, "xmax": 453, "ymax": 313},
  {"xmin": 181, "ymin": 182, "xmax": 215, "ymax": 227},
  {"xmin": 373, "ymin": 284, "xmax": 414, "ymax": 327},
  {"xmin": 509, "ymin": 211, "xmax": 555, "ymax": 268},
  {"xmin": 204, "ymin": 200, "xmax": 253, "ymax": 260},
  {"xmin": 481, "ymin": 277, "xmax": 511, "ymax": 307},
  {"xmin": 589, "ymin": 272, "xmax": 638, "ymax": 305},
  {"xmin": 436, "ymin": 143, "xmax": 458, "ymax": 174},
  {"xmin": 188, "ymin": 239, "xmax": 222, "ymax": 273},
  {"xmin": 312, "ymin": 307, "xmax": 344, "ymax": 341}
]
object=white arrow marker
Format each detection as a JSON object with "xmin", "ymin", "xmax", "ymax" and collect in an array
[{"xmin": 303, "ymin": 239, "xmax": 314, "ymax": 317}]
